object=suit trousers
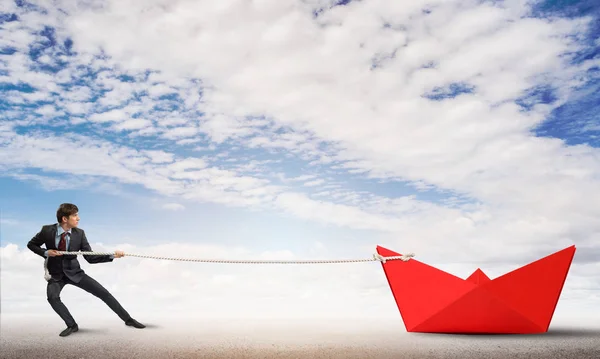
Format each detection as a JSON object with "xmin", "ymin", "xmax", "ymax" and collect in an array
[{"xmin": 46, "ymin": 273, "xmax": 131, "ymax": 327}]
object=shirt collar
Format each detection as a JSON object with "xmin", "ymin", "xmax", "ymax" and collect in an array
[{"xmin": 57, "ymin": 224, "xmax": 72, "ymax": 236}]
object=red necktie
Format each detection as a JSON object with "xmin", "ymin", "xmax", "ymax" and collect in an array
[{"xmin": 58, "ymin": 232, "xmax": 67, "ymax": 251}]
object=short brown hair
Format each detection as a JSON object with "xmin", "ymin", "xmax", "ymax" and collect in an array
[{"xmin": 57, "ymin": 203, "xmax": 79, "ymax": 223}]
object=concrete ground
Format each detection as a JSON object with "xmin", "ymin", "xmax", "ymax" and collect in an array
[{"xmin": 1, "ymin": 316, "xmax": 599, "ymax": 359}]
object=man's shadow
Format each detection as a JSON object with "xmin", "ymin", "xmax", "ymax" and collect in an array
[
  {"xmin": 77, "ymin": 323, "xmax": 161, "ymax": 334},
  {"xmin": 139, "ymin": 323, "xmax": 161, "ymax": 329},
  {"xmin": 76, "ymin": 328, "xmax": 109, "ymax": 334}
]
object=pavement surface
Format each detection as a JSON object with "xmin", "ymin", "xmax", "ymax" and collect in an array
[{"xmin": 1, "ymin": 317, "xmax": 599, "ymax": 359}]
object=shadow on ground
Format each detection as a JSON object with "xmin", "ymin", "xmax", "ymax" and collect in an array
[
  {"xmin": 414, "ymin": 327, "xmax": 600, "ymax": 339},
  {"xmin": 77, "ymin": 328, "xmax": 109, "ymax": 334},
  {"xmin": 140, "ymin": 323, "xmax": 161, "ymax": 329},
  {"xmin": 543, "ymin": 327, "xmax": 600, "ymax": 338},
  {"xmin": 74, "ymin": 323, "xmax": 160, "ymax": 333}
]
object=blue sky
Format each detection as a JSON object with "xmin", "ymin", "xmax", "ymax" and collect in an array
[
  {"xmin": 528, "ymin": 0, "xmax": 599, "ymax": 146},
  {"xmin": 1, "ymin": 0, "xmax": 599, "ymax": 321}
]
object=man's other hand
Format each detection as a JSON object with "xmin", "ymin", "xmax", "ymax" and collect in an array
[
  {"xmin": 114, "ymin": 250, "xmax": 125, "ymax": 258},
  {"xmin": 47, "ymin": 249, "xmax": 62, "ymax": 257}
]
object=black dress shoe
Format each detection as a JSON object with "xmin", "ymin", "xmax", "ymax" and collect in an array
[
  {"xmin": 59, "ymin": 324, "xmax": 78, "ymax": 337},
  {"xmin": 125, "ymin": 318, "xmax": 145, "ymax": 328}
]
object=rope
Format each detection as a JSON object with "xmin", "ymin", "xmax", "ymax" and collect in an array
[
  {"xmin": 43, "ymin": 251, "xmax": 414, "ymax": 281},
  {"xmin": 50, "ymin": 251, "xmax": 415, "ymax": 264}
]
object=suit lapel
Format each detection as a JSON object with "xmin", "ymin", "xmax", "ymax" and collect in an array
[
  {"xmin": 69, "ymin": 230, "xmax": 77, "ymax": 251},
  {"xmin": 48, "ymin": 224, "xmax": 57, "ymax": 249}
]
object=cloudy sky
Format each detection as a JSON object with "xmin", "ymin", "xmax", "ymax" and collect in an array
[{"xmin": 1, "ymin": 0, "xmax": 599, "ymax": 325}]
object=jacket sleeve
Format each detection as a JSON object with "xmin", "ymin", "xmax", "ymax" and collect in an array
[
  {"xmin": 27, "ymin": 226, "xmax": 48, "ymax": 258},
  {"xmin": 80, "ymin": 230, "xmax": 114, "ymax": 264}
]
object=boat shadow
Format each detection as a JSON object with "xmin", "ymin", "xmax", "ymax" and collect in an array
[
  {"xmin": 537, "ymin": 327, "xmax": 600, "ymax": 338},
  {"xmin": 424, "ymin": 327, "xmax": 600, "ymax": 339}
]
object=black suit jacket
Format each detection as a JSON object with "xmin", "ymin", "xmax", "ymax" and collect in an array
[{"xmin": 27, "ymin": 224, "xmax": 113, "ymax": 283}]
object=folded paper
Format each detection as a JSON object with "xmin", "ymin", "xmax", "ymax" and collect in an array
[{"xmin": 376, "ymin": 245, "xmax": 576, "ymax": 334}]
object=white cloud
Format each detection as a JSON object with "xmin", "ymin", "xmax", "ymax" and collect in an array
[
  {"xmin": 274, "ymin": 192, "xmax": 402, "ymax": 231},
  {"xmin": 89, "ymin": 109, "xmax": 129, "ymax": 123},
  {"xmin": 162, "ymin": 203, "xmax": 185, "ymax": 211},
  {"xmin": 161, "ymin": 126, "xmax": 199, "ymax": 140},
  {"xmin": 144, "ymin": 150, "xmax": 175, "ymax": 164},
  {"xmin": 113, "ymin": 118, "xmax": 152, "ymax": 131},
  {"xmin": 0, "ymin": 218, "xmax": 19, "ymax": 226},
  {"xmin": 303, "ymin": 179, "xmax": 326, "ymax": 187}
]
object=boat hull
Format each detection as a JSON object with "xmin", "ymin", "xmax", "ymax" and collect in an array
[{"xmin": 376, "ymin": 245, "xmax": 576, "ymax": 334}]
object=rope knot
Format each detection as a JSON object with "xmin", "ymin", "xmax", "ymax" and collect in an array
[
  {"xmin": 373, "ymin": 252, "xmax": 415, "ymax": 263},
  {"xmin": 373, "ymin": 253, "xmax": 387, "ymax": 263},
  {"xmin": 401, "ymin": 253, "xmax": 415, "ymax": 261}
]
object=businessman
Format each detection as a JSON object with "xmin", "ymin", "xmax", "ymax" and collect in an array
[{"xmin": 27, "ymin": 203, "xmax": 145, "ymax": 337}]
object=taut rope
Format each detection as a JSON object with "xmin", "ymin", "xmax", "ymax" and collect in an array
[{"xmin": 42, "ymin": 251, "xmax": 415, "ymax": 280}]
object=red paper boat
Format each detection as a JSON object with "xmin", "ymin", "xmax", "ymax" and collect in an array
[{"xmin": 376, "ymin": 245, "xmax": 576, "ymax": 334}]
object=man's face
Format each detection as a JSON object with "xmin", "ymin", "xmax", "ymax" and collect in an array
[{"xmin": 63, "ymin": 213, "xmax": 80, "ymax": 228}]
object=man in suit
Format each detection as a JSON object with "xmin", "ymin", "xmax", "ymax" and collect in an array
[{"xmin": 27, "ymin": 203, "xmax": 146, "ymax": 337}]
